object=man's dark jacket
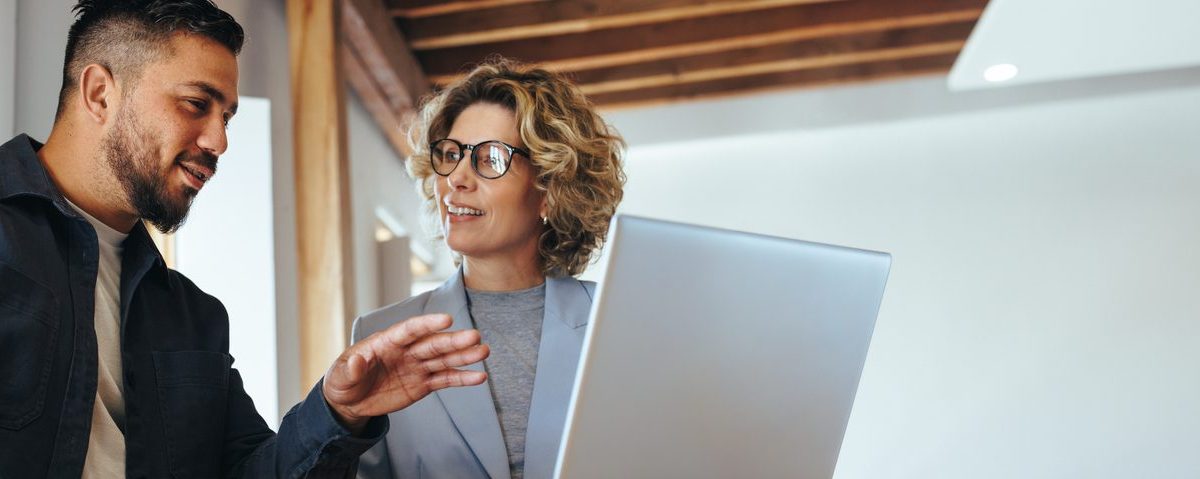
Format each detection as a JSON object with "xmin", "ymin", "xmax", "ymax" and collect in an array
[{"xmin": 0, "ymin": 134, "xmax": 386, "ymax": 478}]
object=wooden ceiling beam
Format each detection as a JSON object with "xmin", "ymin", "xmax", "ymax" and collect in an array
[
  {"xmin": 341, "ymin": 0, "xmax": 432, "ymax": 157},
  {"xmin": 593, "ymin": 53, "xmax": 960, "ymax": 110},
  {"xmin": 343, "ymin": 42, "xmax": 413, "ymax": 156},
  {"xmin": 388, "ymin": 0, "xmax": 547, "ymax": 19},
  {"xmin": 583, "ymin": 41, "xmax": 964, "ymax": 96},
  {"xmin": 418, "ymin": 0, "xmax": 987, "ymax": 79},
  {"xmin": 573, "ymin": 22, "xmax": 975, "ymax": 96},
  {"xmin": 400, "ymin": 0, "xmax": 840, "ymax": 50}
]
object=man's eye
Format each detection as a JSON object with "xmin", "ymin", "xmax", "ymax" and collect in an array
[{"xmin": 187, "ymin": 99, "xmax": 208, "ymax": 111}]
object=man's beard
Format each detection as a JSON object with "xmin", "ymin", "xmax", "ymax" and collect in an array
[{"xmin": 101, "ymin": 108, "xmax": 216, "ymax": 234}]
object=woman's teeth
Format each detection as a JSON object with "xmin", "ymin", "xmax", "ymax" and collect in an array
[{"xmin": 448, "ymin": 205, "xmax": 484, "ymax": 216}]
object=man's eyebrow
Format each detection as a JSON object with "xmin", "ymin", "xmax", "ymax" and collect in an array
[{"xmin": 182, "ymin": 81, "xmax": 238, "ymax": 115}]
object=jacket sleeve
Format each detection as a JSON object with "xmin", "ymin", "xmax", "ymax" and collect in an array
[{"xmin": 221, "ymin": 370, "xmax": 390, "ymax": 479}]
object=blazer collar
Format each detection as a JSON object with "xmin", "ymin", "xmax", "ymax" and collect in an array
[
  {"xmin": 428, "ymin": 268, "xmax": 593, "ymax": 479},
  {"xmin": 426, "ymin": 268, "xmax": 508, "ymax": 478},
  {"xmin": 544, "ymin": 274, "xmax": 592, "ymax": 329},
  {"xmin": 523, "ymin": 275, "xmax": 592, "ymax": 478},
  {"xmin": 425, "ymin": 269, "xmax": 591, "ymax": 329},
  {"xmin": 425, "ymin": 267, "xmax": 471, "ymax": 327}
]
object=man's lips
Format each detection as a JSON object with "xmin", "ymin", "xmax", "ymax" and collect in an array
[
  {"xmin": 181, "ymin": 162, "xmax": 214, "ymax": 181},
  {"xmin": 178, "ymin": 161, "xmax": 215, "ymax": 191}
]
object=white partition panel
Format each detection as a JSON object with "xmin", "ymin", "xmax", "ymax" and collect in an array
[
  {"xmin": 1, "ymin": 0, "xmax": 17, "ymax": 138},
  {"xmin": 174, "ymin": 97, "xmax": 280, "ymax": 428}
]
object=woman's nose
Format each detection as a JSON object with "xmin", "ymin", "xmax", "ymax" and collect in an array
[{"xmin": 445, "ymin": 155, "xmax": 475, "ymax": 190}]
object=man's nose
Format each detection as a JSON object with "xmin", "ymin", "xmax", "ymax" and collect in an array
[{"xmin": 197, "ymin": 115, "xmax": 228, "ymax": 157}]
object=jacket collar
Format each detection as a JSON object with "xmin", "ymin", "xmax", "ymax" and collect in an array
[
  {"xmin": 522, "ymin": 274, "xmax": 592, "ymax": 478},
  {"xmin": 426, "ymin": 267, "xmax": 593, "ymax": 479},
  {"xmin": 423, "ymin": 268, "xmax": 591, "ymax": 329},
  {"xmin": 0, "ymin": 134, "xmax": 83, "ymax": 219},
  {"xmin": 121, "ymin": 221, "xmax": 173, "ymax": 310},
  {"xmin": 0, "ymin": 134, "xmax": 170, "ymax": 286}
]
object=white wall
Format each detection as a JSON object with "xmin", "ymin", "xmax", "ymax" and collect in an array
[
  {"xmin": 13, "ymin": 0, "xmax": 71, "ymax": 139},
  {"xmin": 213, "ymin": 0, "xmax": 305, "ymax": 424},
  {"xmin": 347, "ymin": 91, "xmax": 443, "ymax": 316},
  {"xmin": 602, "ymin": 74, "xmax": 1200, "ymax": 477},
  {"xmin": 1, "ymin": 0, "xmax": 15, "ymax": 138},
  {"xmin": 174, "ymin": 97, "xmax": 279, "ymax": 428}
]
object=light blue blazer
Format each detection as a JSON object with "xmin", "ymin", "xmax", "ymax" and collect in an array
[{"xmin": 352, "ymin": 269, "xmax": 595, "ymax": 479}]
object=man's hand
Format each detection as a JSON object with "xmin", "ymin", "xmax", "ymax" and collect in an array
[{"xmin": 321, "ymin": 314, "xmax": 489, "ymax": 434}]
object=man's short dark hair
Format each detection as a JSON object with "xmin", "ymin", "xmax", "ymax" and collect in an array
[{"xmin": 55, "ymin": 0, "xmax": 245, "ymax": 120}]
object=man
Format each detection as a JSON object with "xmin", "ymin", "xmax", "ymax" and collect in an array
[{"xmin": 0, "ymin": 1, "xmax": 489, "ymax": 477}]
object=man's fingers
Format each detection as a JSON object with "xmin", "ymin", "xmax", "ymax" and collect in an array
[
  {"xmin": 345, "ymin": 352, "xmax": 369, "ymax": 383},
  {"xmin": 408, "ymin": 329, "xmax": 482, "ymax": 361},
  {"xmin": 426, "ymin": 369, "xmax": 488, "ymax": 391},
  {"xmin": 378, "ymin": 314, "xmax": 454, "ymax": 349},
  {"xmin": 323, "ymin": 351, "xmax": 373, "ymax": 404},
  {"xmin": 420, "ymin": 344, "xmax": 490, "ymax": 373}
]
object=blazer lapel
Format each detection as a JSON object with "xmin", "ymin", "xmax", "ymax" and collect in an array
[
  {"xmin": 427, "ymin": 269, "xmax": 510, "ymax": 479},
  {"xmin": 522, "ymin": 277, "xmax": 593, "ymax": 479}
]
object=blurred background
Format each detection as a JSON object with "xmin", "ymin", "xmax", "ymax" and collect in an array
[{"xmin": 3, "ymin": 1, "xmax": 1198, "ymax": 477}]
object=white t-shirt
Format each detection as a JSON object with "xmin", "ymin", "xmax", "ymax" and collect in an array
[{"xmin": 66, "ymin": 200, "xmax": 129, "ymax": 478}]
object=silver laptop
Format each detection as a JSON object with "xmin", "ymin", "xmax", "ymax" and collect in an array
[{"xmin": 554, "ymin": 215, "xmax": 891, "ymax": 479}]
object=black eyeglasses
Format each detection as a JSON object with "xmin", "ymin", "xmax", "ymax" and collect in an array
[{"xmin": 429, "ymin": 138, "xmax": 530, "ymax": 179}]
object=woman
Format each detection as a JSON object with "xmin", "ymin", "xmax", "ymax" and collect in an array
[{"xmin": 352, "ymin": 59, "xmax": 626, "ymax": 479}]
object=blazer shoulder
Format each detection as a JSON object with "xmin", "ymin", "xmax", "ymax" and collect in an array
[{"xmin": 351, "ymin": 289, "xmax": 436, "ymax": 342}]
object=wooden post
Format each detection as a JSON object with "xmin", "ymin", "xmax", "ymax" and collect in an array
[{"xmin": 287, "ymin": 0, "xmax": 356, "ymax": 392}]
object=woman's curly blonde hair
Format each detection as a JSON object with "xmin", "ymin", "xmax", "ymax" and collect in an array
[{"xmin": 406, "ymin": 58, "xmax": 627, "ymax": 277}]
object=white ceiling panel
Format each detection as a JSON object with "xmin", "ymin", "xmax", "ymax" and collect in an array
[{"xmin": 950, "ymin": 0, "xmax": 1200, "ymax": 90}]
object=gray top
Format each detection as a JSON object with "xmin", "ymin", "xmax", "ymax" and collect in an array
[{"xmin": 466, "ymin": 283, "xmax": 547, "ymax": 479}]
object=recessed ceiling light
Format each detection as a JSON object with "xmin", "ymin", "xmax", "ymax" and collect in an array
[{"xmin": 984, "ymin": 63, "xmax": 1019, "ymax": 82}]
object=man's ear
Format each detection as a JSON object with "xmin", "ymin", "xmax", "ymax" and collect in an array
[{"xmin": 77, "ymin": 63, "xmax": 118, "ymax": 125}]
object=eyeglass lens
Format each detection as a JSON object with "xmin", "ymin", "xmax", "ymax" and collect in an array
[{"xmin": 431, "ymin": 140, "xmax": 512, "ymax": 179}]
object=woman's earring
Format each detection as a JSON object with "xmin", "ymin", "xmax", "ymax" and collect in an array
[{"xmin": 541, "ymin": 216, "xmax": 548, "ymax": 225}]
